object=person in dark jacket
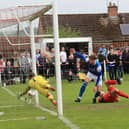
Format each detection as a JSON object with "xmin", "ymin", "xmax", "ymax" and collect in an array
[
  {"xmin": 98, "ymin": 51, "xmax": 106, "ymax": 80},
  {"xmin": 122, "ymin": 47, "xmax": 129, "ymax": 74},
  {"xmin": 37, "ymin": 53, "xmax": 47, "ymax": 77},
  {"xmin": 107, "ymin": 49, "xmax": 117, "ymax": 80},
  {"xmin": 67, "ymin": 52, "xmax": 77, "ymax": 82},
  {"xmin": 116, "ymin": 49, "xmax": 123, "ymax": 80}
]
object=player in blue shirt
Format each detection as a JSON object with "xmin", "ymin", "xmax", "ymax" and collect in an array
[{"xmin": 73, "ymin": 49, "xmax": 102, "ymax": 103}]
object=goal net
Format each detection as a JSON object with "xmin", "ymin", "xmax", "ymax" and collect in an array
[
  {"xmin": 0, "ymin": 2, "xmax": 66, "ymax": 117},
  {"xmin": 0, "ymin": 2, "xmax": 93, "ymax": 117}
]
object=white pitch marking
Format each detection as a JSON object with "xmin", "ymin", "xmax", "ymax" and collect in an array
[
  {"xmin": 59, "ymin": 116, "xmax": 80, "ymax": 129},
  {"xmin": 37, "ymin": 105, "xmax": 57, "ymax": 116},
  {"xmin": 0, "ymin": 117, "xmax": 32, "ymax": 122},
  {"xmin": 0, "ymin": 116, "xmax": 46, "ymax": 122},
  {"xmin": 0, "ymin": 112, "xmax": 4, "ymax": 116},
  {"xmin": 2, "ymin": 87, "xmax": 80, "ymax": 129},
  {"xmin": 2, "ymin": 87, "xmax": 16, "ymax": 97},
  {"xmin": 0, "ymin": 105, "xmax": 24, "ymax": 109}
]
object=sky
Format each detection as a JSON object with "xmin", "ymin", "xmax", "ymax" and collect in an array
[{"xmin": 0, "ymin": 0, "xmax": 129, "ymax": 14}]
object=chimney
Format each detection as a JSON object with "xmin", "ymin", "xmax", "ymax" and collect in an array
[{"xmin": 108, "ymin": 2, "xmax": 118, "ymax": 17}]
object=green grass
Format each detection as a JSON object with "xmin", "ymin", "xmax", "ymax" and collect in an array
[{"xmin": 0, "ymin": 74, "xmax": 129, "ymax": 129}]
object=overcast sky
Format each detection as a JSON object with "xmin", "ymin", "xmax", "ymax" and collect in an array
[{"xmin": 0, "ymin": 0, "xmax": 129, "ymax": 14}]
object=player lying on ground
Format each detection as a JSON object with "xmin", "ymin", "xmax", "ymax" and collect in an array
[
  {"xmin": 98, "ymin": 80, "xmax": 129, "ymax": 103},
  {"xmin": 72, "ymin": 48, "xmax": 102, "ymax": 103},
  {"xmin": 18, "ymin": 72, "xmax": 57, "ymax": 106}
]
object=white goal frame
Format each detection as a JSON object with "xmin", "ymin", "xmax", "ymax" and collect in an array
[
  {"xmin": 0, "ymin": 0, "xmax": 64, "ymax": 117},
  {"xmin": 38, "ymin": 37, "xmax": 93, "ymax": 55},
  {"xmin": 0, "ymin": 0, "xmax": 93, "ymax": 117}
]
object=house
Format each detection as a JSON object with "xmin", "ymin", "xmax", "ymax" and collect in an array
[{"xmin": 39, "ymin": 2, "xmax": 129, "ymax": 52}]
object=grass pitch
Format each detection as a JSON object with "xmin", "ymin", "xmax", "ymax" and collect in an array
[{"xmin": 0, "ymin": 74, "xmax": 129, "ymax": 129}]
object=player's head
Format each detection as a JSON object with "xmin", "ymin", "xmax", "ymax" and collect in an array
[
  {"xmin": 89, "ymin": 53, "xmax": 97, "ymax": 64},
  {"xmin": 105, "ymin": 80, "xmax": 117, "ymax": 87},
  {"xmin": 29, "ymin": 72, "xmax": 35, "ymax": 79}
]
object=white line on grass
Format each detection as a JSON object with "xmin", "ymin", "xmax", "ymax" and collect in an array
[
  {"xmin": 37, "ymin": 105, "xmax": 57, "ymax": 116},
  {"xmin": 0, "ymin": 105, "xmax": 24, "ymax": 109},
  {"xmin": 2, "ymin": 87, "xmax": 80, "ymax": 129},
  {"xmin": 0, "ymin": 116, "xmax": 46, "ymax": 122},
  {"xmin": 37, "ymin": 105, "xmax": 80, "ymax": 129},
  {"xmin": 0, "ymin": 117, "xmax": 33, "ymax": 122}
]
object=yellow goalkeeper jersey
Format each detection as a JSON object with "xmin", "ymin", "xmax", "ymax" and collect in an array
[{"xmin": 28, "ymin": 75, "xmax": 49, "ymax": 89}]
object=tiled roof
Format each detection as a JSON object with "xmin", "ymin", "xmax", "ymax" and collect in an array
[{"xmin": 39, "ymin": 13, "xmax": 129, "ymax": 42}]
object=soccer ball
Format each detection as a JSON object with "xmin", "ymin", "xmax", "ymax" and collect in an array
[
  {"xmin": 25, "ymin": 90, "xmax": 37, "ymax": 104},
  {"xmin": 28, "ymin": 90, "xmax": 37, "ymax": 97},
  {"xmin": 116, "ymin": 77, "xmax": 122, "ymax": 85}
]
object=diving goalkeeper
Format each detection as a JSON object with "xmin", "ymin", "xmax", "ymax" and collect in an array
[{"xmin": 18, "ymin": 72, "xmax": 57, "ymax": 106}]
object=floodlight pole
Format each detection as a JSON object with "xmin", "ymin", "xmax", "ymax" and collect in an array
[
  {"xmin": 52, "ymin": 0, "xmax": 63, "ymax": 116},
  {"xmin": 30, "ymin": 21, "xmax": 39, "ymax": 105}
]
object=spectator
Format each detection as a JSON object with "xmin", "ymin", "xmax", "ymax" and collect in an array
[
  {"xmin": 44, "ymin": 47, "xmax": 52, "ymax": 79},
  {"xmin": 26, "ymin": 53, "xmax": 32, "ymax": 67},
  {"xmin": 37, "ymin": 53, "xmax": 47, "ymax": 77},
  {"xmin": 67, "ymin": 49, "xmax": 77, "ymax": 82},
  {"xmin": 0, "ymin": 55, "xmax": 5, "ymax": 73},
  {"xmin": 19, "ymin": 52, "xmax": 30, "ymax": 84},
  {"xmin": 98, "ymin": 45, "xmax": 107, "ymax": 56},
  {"xmin": 13, "ymin": 52, "xmax": 20, "ymax": 79},
  {"xmin": 116, "ymin": 49, "xmax": 123, "ymax": 80},
  {"xmin": 98, "ymin": 51, "xmax": 106, "ymax": 80},
  {"xmin": 122, "ymin": 47, "xmax": 129, "ymax": 74},
  {"xmin": 36, "ymin": 49, "xmax": 41, "ymax": 62},
  {"xmin": 0, "ymin": 55, "xmax": 6, "ymax": 84},
  {"xmin": 107, "ymin": 49, "xmax": 117, "ymax": 80},
  {"xmin": 3, "ymin": 61, "xmax": 15, "ymax": 85},
  {"xmin": 60, "ymin": 47, "xmax": 67, "ymax": 77},
  {"xmin": 50, "ymin": 48, "xmax": 55, "ymax": 76}
]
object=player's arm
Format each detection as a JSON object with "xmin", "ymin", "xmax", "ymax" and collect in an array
[
  {"xmin": 75, "ymin": 52, "xmax": 89, "ymax": 63},
  {"xmin": 18, "ymin": 87, "xmax": 31, "ymax": 98}
]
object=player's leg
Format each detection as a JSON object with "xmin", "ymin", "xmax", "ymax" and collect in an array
[
  {"xmin": 37, "ymin": 86, "xmax": 57, "ymax": 106},
  {"xmin": 113, "ymin": 89, "xmax": 129, "ymax": 99},
  {"xmin": 92, "ymin": 75, "xmax": 102, "ymax": 104},
  {"xmin": 98, "ymin": 91, "xmax": 105, "ymax": 103},
  {"xmin": 75, "ymin": 72, "xmax": 91, "ymax": 102},
  {"xmin": 46, "ymin": 92, "xmax": 57, "ymax": 106}
]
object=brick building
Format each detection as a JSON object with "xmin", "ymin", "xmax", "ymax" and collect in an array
[{"xmin": 39, "ymin": 2, "xmax": 129, "ymax": 52}]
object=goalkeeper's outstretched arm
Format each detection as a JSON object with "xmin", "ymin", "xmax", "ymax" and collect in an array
[{"xmin": 18, "ymin": 87, "xmax": 31, "ymax": 98}]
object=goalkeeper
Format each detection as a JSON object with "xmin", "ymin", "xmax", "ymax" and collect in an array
[{"xmin": 18, "ymin": 72, "xmax": 57, "ymax": 106}]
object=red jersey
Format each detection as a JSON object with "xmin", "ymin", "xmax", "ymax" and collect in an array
[{"xmin": 98, "ymin": 85, "xmax": 119, "ymax": 103}]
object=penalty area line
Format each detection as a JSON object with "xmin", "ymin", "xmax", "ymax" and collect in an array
[
  {"xmin": 0, "ymin": 117, "xmax": 33, "ymax": 122},
  {"xmin": 2, "ymin": 87, "xmax": 80, "ymax": 129},
  {"xmin": 0, "ymin": 105, "xmax": 25, "ymax": 109},
  {"xmin": 0, "ymin": 116, "xmax": 46, "ymax": 122}
]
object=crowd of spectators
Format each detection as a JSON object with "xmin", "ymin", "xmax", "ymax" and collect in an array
[
  {"xmin": 98, "ymin": 45, "xmax": 129, "ymax": 81},
  {"xmin": 0, "ymin": 44, "xmax": 129, "ymax": 86}
]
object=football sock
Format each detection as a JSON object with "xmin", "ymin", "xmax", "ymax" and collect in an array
[
  {"xmin": 93, "ymin": 91, "xmax": 101, "ymax": 99},
  {"xmin": 117, "ymin": 90, "xmax": 129, "ymax": 98},
  {"xmin": 79, "ymin": 81, "xmax": 88, "ymax": 98}
]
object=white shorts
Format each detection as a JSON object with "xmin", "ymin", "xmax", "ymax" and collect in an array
[{"xmin": 87, "ymin": 72, "xmax": 102, "ymax": 86}]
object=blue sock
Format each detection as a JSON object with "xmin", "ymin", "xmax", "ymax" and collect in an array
[
  {"xmin": 79, "ymin": 82, "xmax": 88, "ymax": 98},
  {"xmin": 93, "ymin": 91, "xmax": 100, "ymax": 99}
]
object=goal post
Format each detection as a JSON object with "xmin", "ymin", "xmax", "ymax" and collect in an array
[
  {"xmin": 0, "ymin": 0, "xmax": 64, "ymax": 117},
  {"xmin": 39, "ymin": 37, "xmax": 93, "ymax": 55},
  {"xmin": 0, "ymin": 0, "xmax": 93, "ymax": 117},
  {"xmin": 52, "ymin": 0, "xmax": 63, "ymax": 116}
]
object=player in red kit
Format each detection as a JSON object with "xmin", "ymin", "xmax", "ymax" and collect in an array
[{"xmin": 98, "ymin": 80, "xmax": 129, "ymax": 103}]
